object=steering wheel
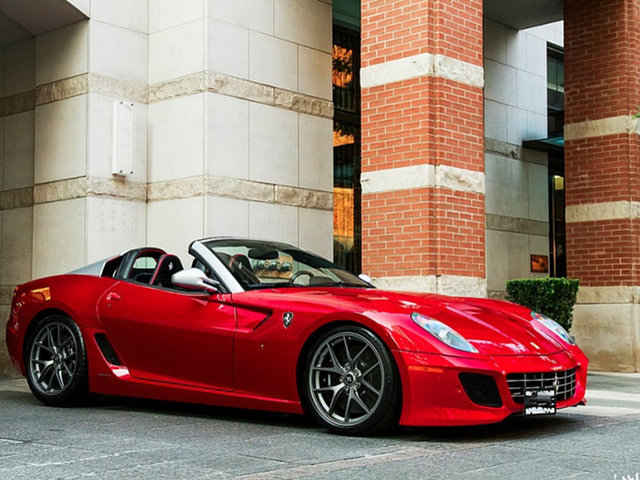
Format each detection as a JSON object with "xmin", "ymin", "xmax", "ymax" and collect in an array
[{"xmin": 289, "ymin": 270, "xmax": 315, "ymax": 285}]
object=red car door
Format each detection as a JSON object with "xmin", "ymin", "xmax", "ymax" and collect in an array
[{"xmin": 96, "ymin": 281, "xmax": 236, "ymax": 390}]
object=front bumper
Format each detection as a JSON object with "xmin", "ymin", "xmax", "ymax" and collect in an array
[{"xmin": 393, "ymin": 348, "xmax": 588, "ymax": 427}]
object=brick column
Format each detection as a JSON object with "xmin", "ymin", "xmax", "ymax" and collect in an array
[
  {"xmin": 360, "ymin": 0, "xmax": 485, "ymax": 296},
  {"xmin": 564, "ymin": 0, "xmax": 640, "ymax": 371}
]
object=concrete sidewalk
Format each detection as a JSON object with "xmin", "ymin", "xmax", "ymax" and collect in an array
[{"xmin": 1, "ymin": 372, "xmax": 639, "ymax": 479}]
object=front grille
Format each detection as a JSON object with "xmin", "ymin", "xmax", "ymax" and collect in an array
[
  {"xmin": 459, "ymin": 373, "xmax": 503, "ymax": 408},
  {"xmin": 507, "ymin": 368, "xmax": 576, "ymax": 404}
]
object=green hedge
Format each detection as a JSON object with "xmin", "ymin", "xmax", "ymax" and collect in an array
[{"xmin": 505, "ymin": 278, "xmax": 579, "ymax": 331}]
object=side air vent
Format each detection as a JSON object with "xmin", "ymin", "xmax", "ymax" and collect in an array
[{"xmin": 94, "ymin": 333, "xmax": 123, "ymax": 366}]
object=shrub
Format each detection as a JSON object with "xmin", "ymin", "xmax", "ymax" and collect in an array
[{"xmin": 505, "ymin": 278, "xmax": 579, "ymax": 331}]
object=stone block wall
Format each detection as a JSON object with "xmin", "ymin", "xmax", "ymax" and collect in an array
[
  {"xmin": 0, "ymin": 0, "xmax": 334, "ymax": 375},
  {"xmin": 483, "ymin": 20, "xmax": 562, "ymax": 298}
]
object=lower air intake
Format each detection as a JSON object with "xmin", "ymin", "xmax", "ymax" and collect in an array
[{"xmin": 459, "ymin": 372, "xmax": 503, "ymax": 408}]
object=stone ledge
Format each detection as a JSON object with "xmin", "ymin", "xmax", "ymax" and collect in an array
[
  {"xmin": 0, "ymin": 90, "xmax": 35, "ymax": 117},
  {"xmin": 0, "ymin": 188, "xmax": 34, "ymax": 210},
  {"xmin": 565, "ymin": 201, "xmax": 640, "ymax": 223},
  {"xmin": 36, "ymin": 74, "xmax": 88, "ymax": 105},
  {"xmin": 361, "ymin": 52, "xmax": 484, "ymax": 89},
  {"xmin": 361, "ymin": 164, "xmax": 485, "ymax": 195},
  {"xmin": 148, "ymin": 175, "xmax": 333, "ymax": 211},
  {"xmin": 148, "ymin": 71, "xmax": 334, "ymax": 118},
  {"xmin": 565, "ymin": 115, "xmax": 640, "ymax": 141},
  {"xmin": 486, "ymin": 214, "xmax": 549, "ymax": 236},
  {"xmin": 370, "ymin": 274, "xmax": 487, "ymax": 298},
  {"xmin": 577, "ymin": 286, "xmax": 640, "ymax": 304}
]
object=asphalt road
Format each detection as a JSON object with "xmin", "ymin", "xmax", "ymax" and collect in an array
[{"xmin": 1, "ymin": 373, "xmax": 639, "ymax": 480}]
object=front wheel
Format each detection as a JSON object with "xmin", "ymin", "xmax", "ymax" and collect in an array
[
  {"xmin": 25, "ymin": 315, "xmax": 89, "ymax": 407},
  {"xmin": 302, "ymin": 325, "xmax": 401, "ymax": 435}
]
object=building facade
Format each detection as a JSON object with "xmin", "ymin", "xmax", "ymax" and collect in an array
[{"xmin": 0, "ymin": 0, "xmax": 639, "ymax": 374}]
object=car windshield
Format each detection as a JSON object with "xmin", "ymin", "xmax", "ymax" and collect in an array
[{"xmin": 202, "ymin": 239, "xmax": 372, "ymax": 290}]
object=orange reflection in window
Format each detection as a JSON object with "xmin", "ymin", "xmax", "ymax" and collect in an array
[
  {"xmin": 333, "ymin": 187, "xmax": 354, "ymax": 240},
  {"xmin": 332, "ymin": 45, "xmax": 353, "ymax": 88},
  {"xmin": 333, "ymin": 130, "xmax": 355, "ymax": 147}
]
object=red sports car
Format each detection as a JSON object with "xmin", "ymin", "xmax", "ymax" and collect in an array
[{"xmin": 5, "ymin": 237, "xmax": 587, "ymax": 435}]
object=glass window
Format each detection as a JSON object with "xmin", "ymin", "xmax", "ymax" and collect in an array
[
  {"xmin": 547, "ymin": 44, "xmax": 564, "ymax": 137},
  {"xmin": 333, "ymin": 25, "xmax": 361, "ymax": 274}
]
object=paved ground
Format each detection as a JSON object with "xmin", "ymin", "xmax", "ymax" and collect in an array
[{"xmin": 0, "ymin": 372, "xmax": 639, "ymax": 479}]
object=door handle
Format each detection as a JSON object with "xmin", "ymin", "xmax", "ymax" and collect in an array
[{"xmin": 106, "ymin": 292, "xmax": 121, "ymax": 301}]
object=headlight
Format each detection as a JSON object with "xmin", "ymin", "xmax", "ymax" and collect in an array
[
  {"xmin": 411, "ymin": 312, "xmax": 478, "ymax": 353},
  {"xmin": 531, "ymin": 312, "xmax": 575, "ymax": 345}
]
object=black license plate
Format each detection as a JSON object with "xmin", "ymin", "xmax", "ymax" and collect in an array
[{"xmin": 524, "ymin": 388, "xmax": 556, "ymax": 415}]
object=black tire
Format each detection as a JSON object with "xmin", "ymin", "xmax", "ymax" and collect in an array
[
  {"xmin": 25, "ymin": 314, "xmax": 89, "ymax": 407},
  {"xmin": 302, "ymin": 325, "xmax": 401, "ymax": 435}
]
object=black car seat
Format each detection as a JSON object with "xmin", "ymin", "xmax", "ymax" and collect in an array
[
  {"xmin": 229, "ymin": 254, "xmax": 260, "ymax": 287},
  {"xmin": 151, "ymin": 254, "xmax": 184, "ymax": 288}
]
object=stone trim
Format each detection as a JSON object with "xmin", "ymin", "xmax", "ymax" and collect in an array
[
  {"xmin": 0, "ymin": 187, "xmax": 34, "ymax": 210},
  {"xmin": 361, "ymin": 164, "xmax": 484, "ymax": 195},
  {"xmin": 565, "ymin": 201, "xmax": 640, "ymax": 223},
  {"xmin": 565, "ymin": 115, "xmax": 640, "ymax": 141},
  {"xmin": 485, "ymin": 138, "xmax": 521, "ymax": 159},
  {"xmin": 436, "ymin": 165, "xmax": 485, "ymax": 195},
  {"xmin": 4, "ymin": 175, "xmax": 332, "ymax": 210},
  {"xmin": 87, "ymin": 177, "xmax": 147, "ymax": 201},
  {"xmin": 36, "ymin": 74, "xmax": 89, "ymax": 105},
  {"xmin": 484, "ymin": 138, "xmax": 549, "ymax": 166},
  {"xmin": 4, "ymin": 71, "xmax": 332, "ymax": 119},
  {"xmin": 361, "ymin": 165, "xmax": 434, "ymax": 193},
  {"xmin": 87, "ymin": 73, "xmax": 148, "ymax": 104},
  {"xmin": 370, "ymin": 274, "xmax": 487, "ymax": 298},
  {"xmin": 577, "ymin": 286, "xmax": 640, "ymax": 304},
  {"xmin": 148, "ymin": 175, "xmax": 333, "ymax": 211},
  {"xmin": 486, "ymin": 214, "xmax": 549, "ymax": 236},
  {"xmin": 0, "ymin": 90, "xmax": 35, "ymax": 117},
  {"xmin": 147, "ymin": 176, "xmax": 206, "ymax": 202},
  {"xmin": 34, "ymin": 177, "xmax": 89, "ymax": 204},
  {"xmin": 29, "ymin": 177, "xmax": 147, "ymax": 206},
  {"xmin": 148, "ymin": 72, "xmax": 206, "ymax": 103},
  {"xmin": 35, "ymin": 73, "xmax": 149, "ymax": 106},
  {"xmin": 149, "ymin": 71, "xmax": 334, "ymax": 119},
  {"xmin": 360, "ymin": 52, "xmax": 484, "ymax": 89}
]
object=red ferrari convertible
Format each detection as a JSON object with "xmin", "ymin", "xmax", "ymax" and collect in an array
[{"xmin": 5, "ymin": 237, "xmax": 587, "ymax": 435}]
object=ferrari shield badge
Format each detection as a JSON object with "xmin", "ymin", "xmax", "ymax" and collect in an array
[{"xmin": 283, "ymin": 312, "xmax": 294, "ymax": 328}]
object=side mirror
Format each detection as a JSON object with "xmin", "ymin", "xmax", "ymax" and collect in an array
[
  {"xmin": 172, "ymin": 268, "xmax": 221, "ymax": 294},
  {"xmin": 358, "ymin": 273, "xmax": 373, "ymax": 285}
]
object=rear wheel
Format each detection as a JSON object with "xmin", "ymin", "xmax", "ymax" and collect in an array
[
  {"xmin": 302, "ymin": 325, "xmax": 400, "ymax": 435},
  {"xmin": 25, "ymin": 315, "xmax": 89, "ymax": 406}
]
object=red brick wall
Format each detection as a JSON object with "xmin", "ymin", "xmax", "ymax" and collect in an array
[
  {"xmin": 361, "ymin": 0, "xmax": 485, "ymax": 282},
  {"xmin": 567, "ymin": 219, "xmax": 640, "ymax": 286},
  {"xmin": 564, "ymin": 0, "xmax": 640, "ymax": 123},
  {"xmin": 361, "ymin": 188, "xmax": 436, "ymax": 277},
  {"xmin": 361, "ymin": 0, "xmax": 483, "ymax": 68},
  {"xmin": 565, "ymin": 0, "xmax": 640, "ymax": 287},
  {"xmin": 565, "ymin": 135, "xmax": 640, "ymax": 205},
  {"xmin": 361, "ymin": 77, "xmax": 435, "ymax": 172}
]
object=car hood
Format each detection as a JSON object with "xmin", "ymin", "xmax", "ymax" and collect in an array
[{"xmin": 255, "ymin": 287, "xmax": 564, "ymax": 357}]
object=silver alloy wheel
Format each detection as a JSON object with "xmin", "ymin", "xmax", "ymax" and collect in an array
[
  {"xmin": 308, "ymin": 331, "xmax": 385, "ymax": 427},
  {"xmin": 29, "ymin": 321, "xmax": 78, "ymax": 395}
]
